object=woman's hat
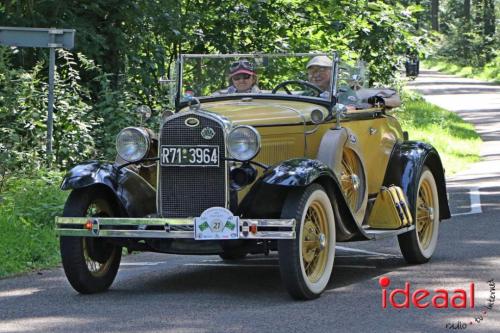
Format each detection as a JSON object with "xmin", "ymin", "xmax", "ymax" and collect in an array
[{"xmin": 229, "ymin": 59, "xmax": 256, "ymax": 77}]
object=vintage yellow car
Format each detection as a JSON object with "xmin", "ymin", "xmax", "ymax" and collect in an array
[{"xmin": 55, "ymin": 53, "xmax": 450, "ymax": 300}]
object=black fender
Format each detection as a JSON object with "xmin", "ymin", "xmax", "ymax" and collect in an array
[
  {"xmin": 382, "ymin": 141, "xmax": 451, "ymax": 221},
  {"xmin": 236, "ymin": 158, "xmax": 361, "ymax": 241},
  {"xmin": 61, "ymin": 161, "xmax": 156, "ymax": 217}
]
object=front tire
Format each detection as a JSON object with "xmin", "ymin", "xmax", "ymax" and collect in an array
[
  {"xmin": 278, "ymin": 184, "xmax": 336, "ymax": 300},
  {"xmin": 398, "ymin": 167, "xmax": 440, "ymax": 263},
  {"xmin": 60, "ymin": 187, "xmax": 122, "ymax": 294}
]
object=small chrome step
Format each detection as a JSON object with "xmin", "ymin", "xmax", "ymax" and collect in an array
[{"xmin": 362, "ymin": 225, "xmax": 415, "ymax": 240}]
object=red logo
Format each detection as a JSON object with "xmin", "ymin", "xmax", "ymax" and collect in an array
[{"xmin": 379, "ymin": 276, "xmax": 475, "ymax": 309}]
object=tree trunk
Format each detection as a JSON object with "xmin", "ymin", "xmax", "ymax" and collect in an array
[
  {"xmin": 483, "ymin": 0, "xmax": 496, "ymax": 37},
  {"xmin": 464, "ymin": 0, "xmax": 471, "ymax": 21},
  {"xmin": 431, "ymin": 0, "xmax": 439, "ymax": 31}
]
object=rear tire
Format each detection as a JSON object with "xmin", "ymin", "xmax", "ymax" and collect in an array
[
  {"xmin": 60, "ymin": 187, "xmax": 122, "ymax": 294},
  {"xmin": 398, "ymin": 167, "xmax": 440, "ymax": 264},
  {"xmin": 278, "ymin": 184, "xmax": 336, "ymax": 300}
]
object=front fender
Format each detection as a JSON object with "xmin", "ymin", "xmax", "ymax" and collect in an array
[
  {"xmin": 237, "ymin": 158, "xmax": 362, "ymax": 241},
  {"xmin": 383, "ymin": 141, "xmax": 451, "ymax": 220},
  {"xmin": 61, "ymin": 161, "xmax": 156, "ymax": 217},
  {"xmin": 260, "ymin": 158, "xmax": 336, "ymax": 186}
]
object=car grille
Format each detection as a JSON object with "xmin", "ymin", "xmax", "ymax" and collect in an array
[{"xmin": 159, "ymin": 113, "xmax": 226, "ymax": 217}]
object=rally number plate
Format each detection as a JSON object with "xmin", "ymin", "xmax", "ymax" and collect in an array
[
  {"xmin": 194, "ymin": 207, "xmax": 240, "ymax": 240},
  {"xmin": 161, "ymin": 145, "xmax": 219, "ymax": 167}
]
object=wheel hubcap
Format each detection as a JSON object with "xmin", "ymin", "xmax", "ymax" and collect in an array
[
  {"xmin": 340, "ymin": 149, "xmax": 364, "ymax": 213},
  {"xmin": 301, "ymin": 201, "xmax": 329, "ymax": 283},
  {"xmin": 416, "ymin": 179, "xmax": 435, "ymax": 250}
]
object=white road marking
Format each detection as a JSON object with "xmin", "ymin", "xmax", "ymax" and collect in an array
[
  {"xmin": 452, "ymin": 186, "xmax": 483, "ymax": 217},
  {"xmin": 335, "ymin": 246, "xmax": 399, "ymax": 258}
]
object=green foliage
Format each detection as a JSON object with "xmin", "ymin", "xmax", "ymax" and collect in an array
[
  {"xmin": 0, "ymin": 0, "xmax": 429, "ymax": 172},
  {"xmin": 0, "ymin": 47, "xmax": 99, "ymax": 176},
  {"xmin": 423, "ymin": 53, "xmax": 500, "ymax": 83},
  {"xmin": 431, "ymin": 0, "xmax": 498, "ymax": 68},
  {"xmin": 0, "ymin": 218, "xmax": 60, "ymax": 277},
  {"xmin": 0, "ymin": 170, "xmax": 68, "ymax": 228},
  {"xmin": 397, "ymin": 91, "xmax": 482, "ymax": 175},
  {"xmin": 0, "ymin": 169, "xmax": 65, "ymax": 277}
]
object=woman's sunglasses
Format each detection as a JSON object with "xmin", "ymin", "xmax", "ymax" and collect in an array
[
  {"xmin": 230, "ymin": 60, "xmax": 254, "ymax": 73},
  {"xmin": 232, "ymin": 74, "xmax": 252, "ymax": 81}
]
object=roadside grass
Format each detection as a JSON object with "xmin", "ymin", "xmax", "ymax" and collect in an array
[
  {"xmin": 423, "ymin": 58, "xmax": 500, "ymax": 83},
  {"xmin": 0, "ymin": 215, "xmax": 61, "ymax": 277},
  {"xmin": 397, "ymin": 91, "xmax": 482, "ymax": 176},
  {"xmin": 0, "ymin": 171, "xmax": 67, "ymax": 278}
]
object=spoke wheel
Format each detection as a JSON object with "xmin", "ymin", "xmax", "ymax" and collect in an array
[
  {"xmin": 60, "ymin": 187, "xmax": 122, "ymax": 294},
  {"xmin": 340, "ymin": 148, "xmax": 366, "ymax": 216},
  {"xmin": 279, "ymin": 184, "xmax": 336, "ymax": 300},
  {"xmin": 398, "ymin": 167, "xmax": 440, "ymax": 264},
  {"xmin": 416, "ymin": 179, "xmax": 435, "ymax": 250}
]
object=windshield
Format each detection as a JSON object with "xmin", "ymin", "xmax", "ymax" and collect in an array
[{"xmin": 175, "ymin": 53, "xmax": 370, "ymax": 108}]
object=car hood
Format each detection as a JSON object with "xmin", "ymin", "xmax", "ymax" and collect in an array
[{"xmin": 182, "ymin": 98, "xmax": 329, "ymax": 127}]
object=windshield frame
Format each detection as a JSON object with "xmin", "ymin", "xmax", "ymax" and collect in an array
[{"xmin": 174, "ymin": 52, "xmax": 339, "ymax": 110}]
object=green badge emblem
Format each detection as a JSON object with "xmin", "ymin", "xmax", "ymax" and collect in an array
[
  {"xmin": 198, "ymin": 221, "xmax": 210, "ymax": 232},
  {"xmin": 224, "ymin": 220, "xmax": 236, "ymax": 231}
]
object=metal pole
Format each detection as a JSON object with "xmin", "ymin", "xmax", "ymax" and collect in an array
[{"xmin": 46, "ymin": 46, "xmax": 55, "ymax": 166}]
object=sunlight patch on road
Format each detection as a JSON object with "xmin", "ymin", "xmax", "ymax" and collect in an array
[
  {"xmin": 0, "ymin": 288, "xmax": 41, "ymax": 298},
  {"xmin": 0, "ymin": 317, "xmax": 91, "ymax": 332},
  {"xmin": 120, "ymin": 261, "xmax": 167, "ymax": 266}
]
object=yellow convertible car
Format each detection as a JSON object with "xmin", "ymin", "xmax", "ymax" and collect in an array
[{"xmin": 55, "ymin": 53, "xmax": 450, "ymax": 300}]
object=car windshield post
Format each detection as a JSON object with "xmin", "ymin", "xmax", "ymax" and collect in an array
[
  {"xmin": 330, "ymin": 52, "xmax": 338, "ymax": 104},
  {"xmin": 331, "ymin": 53, "xmax": 342, "ymax": 129},
  {"xmin": 175, "ymin": 56, "xmax": 184, "ymax": 110}
]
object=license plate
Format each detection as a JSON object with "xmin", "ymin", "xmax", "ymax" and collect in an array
[
  {"xmin": 195, "ymin": 207, "xmax": 240, "ymax": 240},
  {"xmin": 160, "ymin": 145, "xmax": 219, "ymax": 167}
]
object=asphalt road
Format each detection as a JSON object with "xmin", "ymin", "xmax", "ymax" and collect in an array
[{"xmin": 1, "ymin": 70, "xmax": 500, "ymax": 333}]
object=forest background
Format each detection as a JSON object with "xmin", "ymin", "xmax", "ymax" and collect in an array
[{"xmin": 0, "ymin": 0, "xmax": 498, "ymax": 275}]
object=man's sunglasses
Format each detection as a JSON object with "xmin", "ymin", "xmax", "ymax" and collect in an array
[
  {"xmin": 230, "ymin": 60, "xmax": 254, "ymax": 72},
  {"xmin": 232, "ymin": 74, "xmax": 252, "ymax": 81}
]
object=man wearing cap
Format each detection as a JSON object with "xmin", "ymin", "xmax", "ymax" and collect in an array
[
  {"xmin": 307, "ymin": 55, "xmax": 360, "ymax": 107},
  {"xmin": 306, "ymin": 55, "xmax": 333, "ymax": 96},
  {"xmin": 215, "ymin": 59, "xmax": 261, "ymax": 95}
]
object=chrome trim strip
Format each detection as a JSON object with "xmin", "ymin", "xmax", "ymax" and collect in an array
[
  {"xmin": 240, "ymin": 231, "xmax": 296, "ymax": 239},
  {"xmin": 55, "ymin": 217, "xmax": 296, "ymax": 240}
]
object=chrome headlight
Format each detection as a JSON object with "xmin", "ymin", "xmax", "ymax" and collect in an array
[
  {"xmin": 227, "ymin": 125, "xmax": 261, "ymax": 161},
  {"xmin": 116, "ymin": 127, "xmax": 150, "ymax": 162}
]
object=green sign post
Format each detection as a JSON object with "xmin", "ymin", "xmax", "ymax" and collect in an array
[{"xmin": 0, "ymin": 27, "xmax": 75, "ymax": 165}]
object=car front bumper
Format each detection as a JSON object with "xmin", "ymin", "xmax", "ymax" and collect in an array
[{"xmin": 55, "ymin": 217, "xmax": 296, "ymax": 240}]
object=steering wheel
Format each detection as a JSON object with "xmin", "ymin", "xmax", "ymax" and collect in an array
[{"xmin": 271, "ymin": 80, "xmax": 323, "ymax": 97}]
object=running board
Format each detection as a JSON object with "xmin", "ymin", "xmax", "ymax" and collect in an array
[{"xmin": 362, "ymin": 225, "xmax": 415, "ymax": 240}]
